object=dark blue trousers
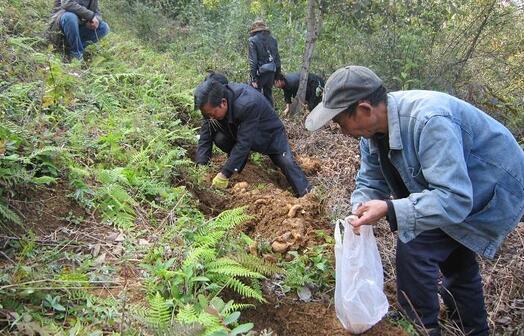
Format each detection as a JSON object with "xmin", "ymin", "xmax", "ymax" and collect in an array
[
  {"xmin": 214, "ymin": 130, "xmax": 310, "ymax": 197},
  {"xmin": 396, "ymin": 229, "xmax": 489, "ymax": 336}
]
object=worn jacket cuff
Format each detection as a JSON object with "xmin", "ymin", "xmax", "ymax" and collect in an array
[{"xmin": 391, "ymin": 198, "xmax": 416, "ymax": 242}]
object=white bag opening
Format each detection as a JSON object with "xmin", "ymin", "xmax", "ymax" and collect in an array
[{"xmin": 334, "ymin": 219, "xmax": 389, "ymax": 334}]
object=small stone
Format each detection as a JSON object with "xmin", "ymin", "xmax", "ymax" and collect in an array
[
  {"xmin": 93, "ymin": 253, "xmax": 106, "ymax": 266},
  {"xmin": 232, "ymin": 182, "xmax": 249, "ymax": 193},
  {"xmin": 106, "ymin": 232, "xmax": 119, "ymax": 241},
  {"xmin": 91, "ymin": 244, "xmax": 101, "ymax": 257},
  {"xmin": 262, "ymin": 253, "xmax": 277, "ymax": 263},
  {"xmin": 297, "ymin": 286, "xmax": 312, "ymax": 302},
  {"xmin": 287, "ymin": 204, "xmax": 302, "ymax": 218},
  {"xmin": 271, "ymin": 241, "xmax": 289, "ymax": 253},
  {"xmin": 495, "ymin": 316, "xmax": 511, "ymax": 325},
  {"xmin": 113, "ymin": 244, "xmax": 124, "ymax": 256},
  {"xmin": 138, "ymin": 239, "xmax": 150, "ymax": 246},
  {"xmin": 114, "ymin": 233, "xmax": 125, "ymax": 242},
  {"xmin": 248, "ymin": 242, "xmax": 258, "ymax": 256}
]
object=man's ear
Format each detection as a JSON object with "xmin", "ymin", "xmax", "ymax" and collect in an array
[
  {"xmin": 220, "ymin": 98, "xmax": 228, "ymax": 108},
  {"xmin": 356, "ymin": 101, "xmax": 372, "ymax": 116}
]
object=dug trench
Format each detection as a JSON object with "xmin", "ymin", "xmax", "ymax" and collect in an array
[{"xmin": 183, "ymin": 123, "xmax": 408, "ymax": 335}]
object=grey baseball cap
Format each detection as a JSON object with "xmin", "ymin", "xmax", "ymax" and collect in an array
[{"xmin": 305, "ymin": 65, "xmax": 383, "ymax": 131}]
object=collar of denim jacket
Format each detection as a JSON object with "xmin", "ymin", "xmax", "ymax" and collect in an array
[{"xmin": 386, "ymin": 93, "xmax": 403, "ymax": 150}]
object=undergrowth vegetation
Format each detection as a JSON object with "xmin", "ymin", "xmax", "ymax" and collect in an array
[{"xmin": 1, "ymin": 0, "xmax": 281, "ymax": 333}]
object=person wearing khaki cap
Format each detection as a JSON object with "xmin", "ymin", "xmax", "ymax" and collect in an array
[
  {"xmin": 306, "ymin": 65, "xmax": 524, "ymax": 335},
  {"xmin": 248, "ymin": 19, "xmax": 281, "ymax": 106}
]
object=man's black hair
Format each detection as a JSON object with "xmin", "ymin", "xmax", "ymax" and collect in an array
[
  {"xmin": 194, "ymin": 79, "xmax": 226, "ymax": 110},
  {"xmin": 274, "ymin": 73, "xmax": 285, "ymax": 82},
  {"xmin": 205, "ymin": 71, "xmax": 228, "ymax": 85},
  {"xmin": 339, "ymin": 85, "xmax": 387, "ymax": 118}
]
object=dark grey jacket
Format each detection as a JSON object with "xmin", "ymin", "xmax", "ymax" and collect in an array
[
  {"xmin": 248, "ymin": 31, "xmax": 281, "ymax": 82},
  {"xmin": 196, "ymin": 83, "xmax": 287, "ymax": 177},
  {"xmin": 49, "ymin": 0, "xmax": 102, "ymax": 31}
]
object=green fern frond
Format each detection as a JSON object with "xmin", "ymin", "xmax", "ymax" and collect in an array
[
  {"xmin": 183, "ymin": 247, "xmax": 216, "ymax": 268},
  {"xmin": 193, "ymin": 230, "xmax": 225, "ymax": 248},
  {"xmin": 96, "ymin": 168, "xmax": 129, "ymax": 185},
  {"xmin": 196, "ymin": 311, "xmax": 221, "ymax": 329},
  {"xmin": 0, "ymin": 201, "xmax": 21, "ymax": 225},
  {"xmin": 29, "ymin": 146, "xmax": 64, "ymax": 159},
  {"xmin": 68, "ymin": 289, "xmax": 117, "ymax": 307},
  {"xmin": 202, "ymin": 324, "xmax": 227, "ymax": 336},
  {"xmin": 68, "ymin": 166, "xmax": 90, "ymax": 178},
  {"xmin": 211, "ymin": 207, "xmax": 252, "ymax": 231},
  {"xmin": 148, "ymin": 292, "xmax": 171, "ymax": 327},
  {"xmin": 206, "ymin": 257, "xmax": 240, "ymax": 267},
  {"xmin": 232, "ymin": 253, "xmax": 283, "ymax": 276},
  {"xmin": 225, "ymin": 278, "xmax": 266, "ymax": 303},
  {"xmin": 207, "ymin": 265, "xmax": 264, "ymax": 279},
  {"xmin": 105, "ymin": 210, "xmax": 135, "ymax": 229},
  {"xmin": 222, "ymin": 303, "xmax": 255, "ymax": 315},
  {"xmin": 128, "ymin": 303, "xmax": 149, "ymax": 322},
  {"xmin": 176, "ymin": 304, "xmax": 199, "ymax": 324}
]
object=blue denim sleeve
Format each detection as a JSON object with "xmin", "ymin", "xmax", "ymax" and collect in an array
[
  {"xmin": 351, "ymin": 138, "xmax": 391, "ymax": 213},
  {"xmin": 392, "ymin": 116, "xmax": 474, "ymax": 243}
]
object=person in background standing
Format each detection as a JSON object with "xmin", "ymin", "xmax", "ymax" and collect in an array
[{"xmin": 248, "ymin": 19, "xmax": 281, "ymax": 106}]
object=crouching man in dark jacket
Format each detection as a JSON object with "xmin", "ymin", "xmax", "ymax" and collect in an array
[
  {"xmin": 49, "ymin": 0, "xmax": 110, "ymax": 60},
  {"xmin": 194, "ymin": 79, "xmax": 311, "ymax": 197},
  {"xmin": 274, "ymin": 72, "xmax": 325, "ymax": 115}
]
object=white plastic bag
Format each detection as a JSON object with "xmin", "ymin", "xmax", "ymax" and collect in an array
[{"xmin": 334, "ymin": 218, "xmax": 389, "ymax": 334}]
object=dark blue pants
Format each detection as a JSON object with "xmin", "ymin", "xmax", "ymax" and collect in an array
[
  {"xmin": 396, "ymin": 229, "xmax": 489, "ymax": 336},
  {"xmin": 60, "ymin": 11, "xmax": 110, "ymax": 59},
  {"xmin": 256, "ymin": 72, "xmax": 275, "ymax": 106},
  {"xmin": 214, "ymin": 130, "xmax": 310, "ymax": 197}
]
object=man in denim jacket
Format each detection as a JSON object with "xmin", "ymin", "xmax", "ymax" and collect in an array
[{"xmin": 305, "ymin": 65, "xmax": 524, "ymax": 336}]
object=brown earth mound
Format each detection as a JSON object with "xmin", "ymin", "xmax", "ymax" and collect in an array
[
  {"xmin": 242, "ymin": 297, "xmax": 406, "ymax": 336},
  {"xmin": 2, "ymin": 182, "xmax": 87, "ymax": 236}
]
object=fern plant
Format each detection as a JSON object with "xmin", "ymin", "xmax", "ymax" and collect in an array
[
  {"xmin": 93, "ymin": 167, "xmax": 136, "ymax": 229},
  {"xmin": 0, "ymin": 124, "xmax": 62, "ymax": 229},
  {"xmin": 138, "ymin": 207, "xmax": 280, "ymax": 335}
]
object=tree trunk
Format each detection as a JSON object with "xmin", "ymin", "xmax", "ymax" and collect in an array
[{"xmin": 289, "ymin": 0, "xmax": 323, "ymax": 116}]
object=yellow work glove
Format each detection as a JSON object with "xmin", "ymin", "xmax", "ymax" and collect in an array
[{"xmin": 211, "ymin": 173, "xmax": 229, "ymax": 189}]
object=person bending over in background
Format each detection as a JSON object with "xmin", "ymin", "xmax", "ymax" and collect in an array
[
  {"xmin": 48, "ymin": 0, "xmax": 110, "ymax": 60},
  {"xmin": 274, "ymin": 72, "xmax": 325, "ymax": 115},
  {"xmin": 305, "ymin": 65, "xmax": 524, "ymax": 336},
  {"xmin": 248, "ymin": 19, "xmax": 281, "ymax": 106},
  {"xmin": 194, "ymin": 79, "xmax": 311, "ymax": 197}
]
